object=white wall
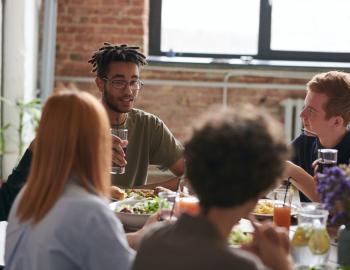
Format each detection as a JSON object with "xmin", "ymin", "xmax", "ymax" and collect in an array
[{"xmin": 2, "ymin": 0, "xmax": 41, "ymax": 177}]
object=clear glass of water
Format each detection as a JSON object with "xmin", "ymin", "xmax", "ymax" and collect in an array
[
  {"xmin": 110, "ymin": 128, "xmax": 128, "ymax": 174},
  {"xmin": 158, "ymin": 191, "xmax": 177, "ymax": 221}
]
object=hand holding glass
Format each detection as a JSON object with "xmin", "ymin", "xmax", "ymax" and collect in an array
[{"xmin": 110, "ymin": 128, "xmax": 128, "ymax": 174}]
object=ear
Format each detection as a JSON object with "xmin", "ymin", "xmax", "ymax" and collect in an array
[
  {"xmin": 333, "ymin": 116, "xmax": 344, "ymax": 127},
  {"xmin": 95, "ymin": 77, "xmax": 104, "ymax": 93}
]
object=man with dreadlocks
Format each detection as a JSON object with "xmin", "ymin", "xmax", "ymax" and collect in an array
[
  {"xmin": 89, "ymin": 43, "xmax": 184, "ymax": 188},
  {"xmin": 0, "ymin": 43, "xmax": 184, "ymax": 220}
]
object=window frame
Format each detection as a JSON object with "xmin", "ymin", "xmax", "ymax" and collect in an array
[{"xmin": 149, "ymin": 0, "xmax": 350, "ymax": 63}]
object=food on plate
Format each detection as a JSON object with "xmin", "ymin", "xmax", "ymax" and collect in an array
[
  {"xmin": 228, "ymin": 229, "xmax": 252, "ymax": 246},
  {"xmin": 110, "ymin": 186, "xmax": 126, "ymax": 201},
  {"xmin": 116, "ymin": 197, "xmax": 161, "ymax": 214},
  {"xmin": 125, "ymin": 188, "xmax": 156, "ymax": 199},
  {"xmin": 111, "ymin": 186, "xmax": 175, "ymax": 202},
  {"xmin": 252, "ymin": 200, "xmax": 274, "ymax": 215},
  {"xmin": 113, "ymin": 187, "xmax": 175, "ymax": 215}
]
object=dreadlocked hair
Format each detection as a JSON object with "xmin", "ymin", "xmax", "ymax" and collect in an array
[{"xmin": 88, "ymin": 42, "xmax": 147, "ymax": 78}]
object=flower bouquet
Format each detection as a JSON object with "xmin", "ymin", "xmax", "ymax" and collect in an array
[
  {"xmin": 317, "ymin": 165, "xmax": 350, "ymax": 266},
  {"xmin": 317, "ymin": 164, "xmax": 350, "ymax": 228}
]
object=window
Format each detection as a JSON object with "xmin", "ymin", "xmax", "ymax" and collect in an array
[{"xmin": 149, "ymin": 0, "xmax": 350, "ymax": 62}]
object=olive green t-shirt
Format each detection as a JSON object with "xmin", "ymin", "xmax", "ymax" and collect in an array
[{"xmin": 111, "ymin": 108, "xmax": 183, "ymax": 187}]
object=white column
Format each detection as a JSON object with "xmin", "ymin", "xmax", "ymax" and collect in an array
[
  {"xmin": 40, "ymin": 0, "xmax": 57, "ymax": 102},
  {"xmin": 2, "ymin": 0, "xmax": 41, "ymax": 177}
]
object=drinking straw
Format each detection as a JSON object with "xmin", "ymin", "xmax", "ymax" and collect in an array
[{"xmin": 283, "ymin": 177, "xmax": 292, "ymax": 207}]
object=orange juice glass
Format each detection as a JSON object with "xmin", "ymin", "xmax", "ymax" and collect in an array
[
  {"xmin": 272, "ymin": 188, "xmax": 292, "ymax": 230},
  {"xmin": 175, "ymin": 196, "xmax": 200, "ymax": 216},
  {"xmin": 273, "ymin": 204, "xmax": 291, "ymax": 229}
]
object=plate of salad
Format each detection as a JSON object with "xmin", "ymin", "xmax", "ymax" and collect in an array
[
  {"xmin": 110, "ymin": 196, "xmax": 162, "ymax": 229},
  {"xmin": 228, "ymin": 219, "xmax": 254, "ymax": 247}
]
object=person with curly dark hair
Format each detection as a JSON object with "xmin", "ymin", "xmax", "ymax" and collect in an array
[{"xmin": 133, "ymin": 105, "xmax": 293, "ymax": 270}]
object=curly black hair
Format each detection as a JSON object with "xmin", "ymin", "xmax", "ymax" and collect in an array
[
  {"xmin": 88, "ymin": 42, "xmax": 147, "ymax": 78},
  {"xmin": 184, "ymin": 105, "xmax": 291, "ymax": 212}
]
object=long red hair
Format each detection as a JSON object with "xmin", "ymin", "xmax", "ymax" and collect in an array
[{"xmin": 17, "ymin": 90, "xmax": 111, "ymax": 223}]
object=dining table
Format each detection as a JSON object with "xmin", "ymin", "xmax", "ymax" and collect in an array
[{"xmin": 0, "ymin": 191, "xmax": 342, "ymax": 270}]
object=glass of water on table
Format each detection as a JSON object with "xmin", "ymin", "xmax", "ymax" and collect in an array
[
  {"xmin": 158, "ymin": 191, "xmax": 178, "ymax": 221},
  {"xmin": 110, "ymin": 128, "xmax": 128, "ymax": 174}
]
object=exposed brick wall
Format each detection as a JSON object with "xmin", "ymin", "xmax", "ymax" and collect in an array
[
  {"xmin": 55, "ymin": 0, "xmax": 307, "ymax": 143},
  {"xmin": 57, "ymin": 70, "xmax": 307, "ymax": 142},
  {"xmin": 56, "ymin": 0, "xmax": 149, "ymax": 76}
]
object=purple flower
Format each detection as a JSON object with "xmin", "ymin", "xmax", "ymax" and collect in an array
[{"xmin": 317, "ymin": 165, "xmax": 350, "ymax": 227}]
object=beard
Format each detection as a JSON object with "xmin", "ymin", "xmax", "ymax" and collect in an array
[{"xmin": 103, "ymin": 86, "xmax": 134, "ymax": 113}]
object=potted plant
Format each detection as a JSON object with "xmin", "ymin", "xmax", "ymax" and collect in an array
[{"xmin": 0, "ymin": 97, "xmax": 41, "ymax": 179}]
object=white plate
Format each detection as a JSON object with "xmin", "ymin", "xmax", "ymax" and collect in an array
[
  {"xmin": 109, "ymin": 198, "xmax": 151, "ymax": 229},
  {"xmin": 252, "ymin": 199, "xmax": 298, "ymax": 218}
]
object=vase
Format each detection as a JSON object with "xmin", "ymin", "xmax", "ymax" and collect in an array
[{"xmin": 338, "ymin": 225, "xmax": 350, "ymax": 267}]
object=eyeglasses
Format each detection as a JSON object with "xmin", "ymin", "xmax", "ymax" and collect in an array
[{"xmin": 102, "ymin": 78, "xmax": 144, "ymax": 91}]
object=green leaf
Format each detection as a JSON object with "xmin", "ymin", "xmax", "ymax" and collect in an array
[{"xmin": 0, "ymin": 96, "xmax": 42, "ymax": 158}]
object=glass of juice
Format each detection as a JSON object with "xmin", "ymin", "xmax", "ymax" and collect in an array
[
  {"xmin": 273, "ymin": 189, "xmax": 292, "ymax": 230},
  {"xmin": 175, "ymin": 196, "xmax": 200, "ymax": 216},
  {"xmin": 273, "ymin": 203, "xmax": 291, "ymax": 229}
]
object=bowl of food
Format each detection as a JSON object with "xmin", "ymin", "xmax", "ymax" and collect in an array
[
  {"xmin": 110, "ymin": 188, "xmax": 171, "ymax": 229},
  {"xmin": 228, "ymin": 219, "xmax": 254, "ymax": 247},
  {"xmin": 109, "ymin": 199, "xmax": 153, "ymax": 229}
]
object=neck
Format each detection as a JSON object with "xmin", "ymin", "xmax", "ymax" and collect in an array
[
  {"xmin": 111, "ymin": 112, "xmax": 127, "ymax": 127},
  {"xmin": 204, "ymin": 202, "xmax": 255, "ymax": 239},
  {"xmin": 102, "ymin": 100, "xmax": 128, "ymax": 126},
  {"xmin": 319, "ymin": 127, "xmax": 347, "ymax": 148}
]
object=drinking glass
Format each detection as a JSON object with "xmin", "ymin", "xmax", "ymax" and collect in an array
[
  {"xmin": 158, "ymin": 191, "xmax": 177, "ymax": 221},
  {"xmin": 291, "ymin": 203, "xmax": 330, "ymax": 268},
  {"xmin": 273, "ymin": 188, "xmax": 292, "ymax": 230},
  {"xmin": 317, "ymin": 149, "xmax": 337, "ymax": 174},
  {"xmin": 174, "ymin": 176, "xmax": 200, "ymax": 216},
  {"xmin": 110, "ymin": 128, "xmax": 128, "ymax": 174},
  {"xmin": 174, "ymin": 196, "xmax": 200, "ymax": 217}
]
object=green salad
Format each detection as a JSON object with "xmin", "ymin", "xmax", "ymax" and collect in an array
[
  {"xmin": 228, "ymin": 229, "xmax": 253, "ymax": 246},
  {"xmin": 116, "ymin": 197, "xmax": 164, "ymax": 214}
]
